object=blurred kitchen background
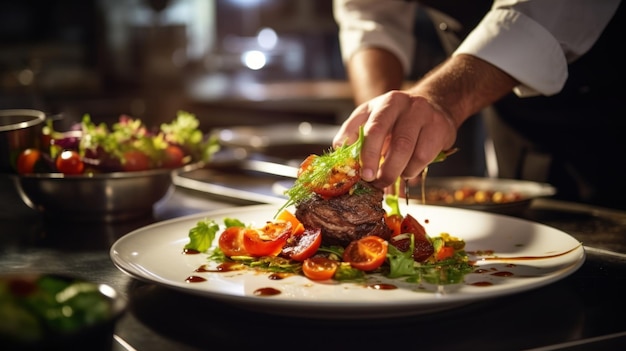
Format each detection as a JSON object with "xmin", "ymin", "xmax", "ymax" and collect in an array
[{"xmin": 0, "ymin": 0, "xmax": 487, "ymax": 177}]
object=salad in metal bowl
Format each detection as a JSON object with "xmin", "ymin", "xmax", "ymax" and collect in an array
[{"xmin": 14, "ymin": 110, "xmax": 218, "ymax": 175}]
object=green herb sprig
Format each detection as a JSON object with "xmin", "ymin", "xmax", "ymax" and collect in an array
[{"xmin": 276, "ymin": 127, "xmax": 365, "ymax": 215}]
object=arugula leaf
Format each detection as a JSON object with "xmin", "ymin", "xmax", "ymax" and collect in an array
[
  {"xmin": 386, "ymin": 235, "xmax": 417, "ymax": 278},
  {"xmin": 184, "ymin": 218, "xmax": 220, "ymax": 252}
]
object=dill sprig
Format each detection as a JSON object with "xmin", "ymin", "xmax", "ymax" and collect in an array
[{"xmin": 276, "ymin": 127, "xmax": 365, "ymax": 215}]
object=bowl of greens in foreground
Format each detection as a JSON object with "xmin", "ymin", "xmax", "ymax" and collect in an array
[
  {"xmin": 0, "ymin": 273, "xmax": 127, "ymax": 351},
  {"xmin": 10, "ymin": 111, "xmax": 219, "ymax": 221}
]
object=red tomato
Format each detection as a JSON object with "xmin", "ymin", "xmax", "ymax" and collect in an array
[
  {"xmin": 298, "ymin": 154, "xmax": 360, "ymax": 198},
  {"xmin": 242, "ymin": 220, "xmax": 292, "ymax": 257},
  {"xmin": 55, "ymin": 150, "xmax": 84, "ymax": 175},
  {"xmin": 343, "ymin": 236, "xmax": 388, "ymax": 271},
  {"xmin": 162, "ymin": 145, "xmax": 185, "ymax": 169},
  {"xmin": 280, "ymin": 227, "xmax": 322, "ymax": 261},
  {"xmin": 122, "ymin": 150, "xmax": 151, "ymax": 171},
  {"xmin": 243, "ymin": 229, "xmax": 290, "ymax": 257},
  {"xmin": 16, "ymin": 148, "xmax": 41, "ymax": 174},
  {"xmin": 302, "ymin": 257, "xmax": 338, "ymax": 281},
  {"xmin": 384, "ymin": 213, "xmax": 403, "ymax": 237},
  {"xmin": 218, "ymin": 227, "xmax": 249, "ymax": 257},
  {"xmin": 435, "ymin": 246, "xmax": 455, "ymax": 261}
]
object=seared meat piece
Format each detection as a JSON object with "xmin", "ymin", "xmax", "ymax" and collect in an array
[{"xmin": 295, "ymin": 181, "xmax": 392, "ymax": 247}]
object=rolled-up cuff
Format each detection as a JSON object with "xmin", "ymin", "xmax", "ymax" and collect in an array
[{"xmin": 453, "ymin": 9, "xmax": 567, "ymax": 97}]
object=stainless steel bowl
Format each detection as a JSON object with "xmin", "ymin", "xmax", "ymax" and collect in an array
[
  {"xmin": 12, "ymin": 162, "xmax": 204, "ymax": 222},
  {"xmin": 0, "ymin": 109, "xmax": 46, "ymax": 173}
]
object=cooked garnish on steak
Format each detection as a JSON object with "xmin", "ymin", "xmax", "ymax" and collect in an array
[{"xmin": 295, "ymin": 181, "xmax": 392, "ymax": 247}]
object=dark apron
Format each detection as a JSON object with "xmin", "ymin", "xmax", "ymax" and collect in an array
[{"xmin": 415, "ymin": 0, "xmax": 626, "ymax": 209}]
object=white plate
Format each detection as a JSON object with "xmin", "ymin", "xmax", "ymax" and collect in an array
[{"xmin": 110, "ymin": 203, "xmax": 585, "ymax": 319}]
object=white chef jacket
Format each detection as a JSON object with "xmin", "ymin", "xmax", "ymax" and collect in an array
[{"xmin": 333, "ymin": 0, "xmax": 621, "ymax": 97}]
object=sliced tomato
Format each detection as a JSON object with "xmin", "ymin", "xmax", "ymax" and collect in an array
[
  {"xmin": 55, "ymin": 150, "xmax": 84, "ymax": 175},
  {"xmin": 302, "ymin": 257, "xmax": 339, "ymax": 281},
  {"xmin": 258, "ymin": 220, "xmax": 292, "ymax": 240},
  {"xmin": 343, "ymin": 236, "xmax": 388, "ymax": 271},
  {"xmin": 435, "ymin": 246, "xmax": 455, "ymax": 261},
  {"xmin": 242, "ymin": 220, "xmax": 292, "ymax": 257},
  {"xmin": 384, "ymin": 213, "xmax": 403, "ymax": 237},
  {"xmin": 16, "ymin": 148, "xmax": 42, "ymax": 174},
  {"xmin": 280, "ymin": 227, "xmax": 322, "ymax": 261},
  {"xmin": 218, "ymin": 226, "xmax": 249, "ymax": 257},
  {"xmin": 298, "ymin": 154, "xmax": 360, "ymax": 198},
  {"xmin": 275, "ymin": 209, "xmax": 304, "ymax": 236}
]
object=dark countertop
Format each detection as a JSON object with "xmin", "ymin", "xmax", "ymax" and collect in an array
[{"xmin": 1, "ymin": 172, "xmax": 625, "ymax": 351}]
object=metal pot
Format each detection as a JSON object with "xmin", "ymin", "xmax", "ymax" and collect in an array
[{"xmin": 0, "ymin": 109, "xmax": 46, "ymax": 173}]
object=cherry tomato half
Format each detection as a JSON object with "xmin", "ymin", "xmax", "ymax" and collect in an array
[
  {"xmin": 302, "ymin": 257, "xmax": 339, "ymax": 281},
  {"xmin": 16, "ymin": 148, "xmax": 42, "ymax": 174},
  {"xmin": 218, "ymin": 227, "xmax": 249, "ymax": 257},
  {"xmin": 243, "ymin": 229, "xmax": 290, "ymax": 257},
  {"xmin": 280, "ymin": 227, "xmax": 322, "ymax": 261},
  {"xmin": 55, "ymin": 150, "xmax": 84, "ymax": 175},
  {"xmin": 242, "ymin": 220, "xmax": 292, "ymax": 257},
  {"xmin": 384, "ymin": 213, "xmax": 403, "ymax": 237},
  {"xmin": 298, "ymin": 154, "xmax": 361, "ymax": 199},
  {"xmin": 343, "ymin": 236, "xmax": 388, "ymax": 271}
]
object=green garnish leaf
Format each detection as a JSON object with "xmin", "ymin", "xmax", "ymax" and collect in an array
[
  {"xmin": 184, "ymin": 218, "xmax": 220, "ymax": 252},
  {"xmin": 386, "ymin": 235, "xmax": 417, "ymax": 278}
]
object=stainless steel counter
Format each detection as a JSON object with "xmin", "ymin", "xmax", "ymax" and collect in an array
[{"xmin": 1, "ymin": 171, "xmax": 625, "ymax": 351}]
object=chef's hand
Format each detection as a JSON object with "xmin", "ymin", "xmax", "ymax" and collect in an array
[{"xmin": 333, "ymin": 90, "xmax": 457, "ymax": 190}]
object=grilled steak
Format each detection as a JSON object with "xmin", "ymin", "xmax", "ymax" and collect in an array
[{"xmin": 295, "ymin": 181, "xmax": 392, "ymax": 247}]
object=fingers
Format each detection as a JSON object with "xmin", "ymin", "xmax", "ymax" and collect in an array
[
  {"xmin": 333, "ymin": 91, "xmax": 457, "ymax": 189},
  {"xmin": 359, "ymin": 94, "xmax": 403, "ymax": 183},
  {"xmin": 370, "ymin": 109, "xmax": 418, "ymax": 186}
]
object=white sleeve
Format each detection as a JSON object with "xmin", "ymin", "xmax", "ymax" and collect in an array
[
  {"xmin": 333, "ymin": 0, "xmax": 418, "ymax": 75},
  {"xmin": 454, "ymin": 0, "xmax": 621, "ymax": 97}
]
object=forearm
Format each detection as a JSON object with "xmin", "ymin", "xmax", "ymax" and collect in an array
[
  {"xmin": 346, "ymin": 47, "xmax": 405, "ymax": 106},
  {"xmin": 408, "ymin": 54, "xmax": 518, "ymax": 128}
]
